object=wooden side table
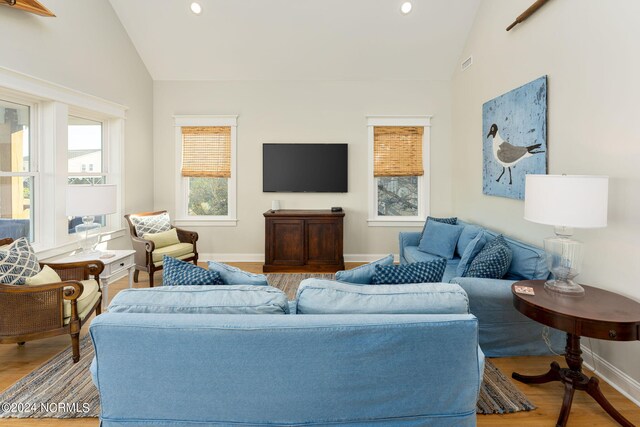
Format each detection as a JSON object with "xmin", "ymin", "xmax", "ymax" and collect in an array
[
  {"xmin": 512, "ymin": 280, "xmax": 640, "ymax": 427},
  {"xmin": 55, "ymin": 250, "xmax": 135, "ymax": 310}
]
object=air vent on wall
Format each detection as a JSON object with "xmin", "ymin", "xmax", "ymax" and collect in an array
[{"xmin": 461, "ymin": 55, "xmax": 473, "ymax": 71}]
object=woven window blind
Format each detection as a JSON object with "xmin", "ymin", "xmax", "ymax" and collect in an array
[
  {"xmin": 181, "ymin": 126, "xmax": 231, "ymax": 178},
  {"xmin": 373, "ymin": 126, "xmax": 424, "ymax": 177}
]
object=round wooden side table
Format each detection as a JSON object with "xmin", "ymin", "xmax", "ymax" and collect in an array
[{"xmin": 511, "ymin": 280, "xmax": 640, "ymax": 427}]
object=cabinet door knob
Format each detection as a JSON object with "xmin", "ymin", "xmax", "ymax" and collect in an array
[
  {"xmin": 120, "ymin": 262, "xmax": 125, "ymax": 267},
  {"xmin": 609, "ymin": 330, "xmax": 617, "ymax": 339}
]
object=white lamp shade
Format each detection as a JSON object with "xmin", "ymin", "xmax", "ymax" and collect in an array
[
  {"xmin": 66, "ymin": 184, "xmax": 117, "ymax": 217},
  {"xmin": 524, "ymin": 175, "xmax": 608, "ymax": 228}
]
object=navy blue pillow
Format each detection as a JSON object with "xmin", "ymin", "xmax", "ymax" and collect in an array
[
  {"xmin": 464, "ymin": 235, "xmax": 513, "ymax": 279},
  {"xmin": 420, "ymin": 216, "xmax": 458, "ymax": 240},
  {"xmin": 372, "ymin": 259, "xmax": 446, "ymax": 285},
  {"xmin": 163, "ymin": 256, "xmax": 224, "ymax": 286}
]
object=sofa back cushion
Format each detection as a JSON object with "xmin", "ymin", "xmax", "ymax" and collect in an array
[
  {"xmin": 456, "ymin": 223, "xmax": 483, "ymax": 257},
  {"xmin": 483, "ymin": 230, "xmax": 549, "ymax": 280},
  {"xmin": 108, "ymin": 285, "xmax": 289, "ymax": 314},
  {"xmin": 335, "ymin": 254, "xmax": 394, "ymax": 284},
  {"xmin": 296, "ymin": 279, "xmax": 469, "ymax": 314},
  {"xmin": 207, "ymin": 260, "xmax": 269, "ymax": 286}
]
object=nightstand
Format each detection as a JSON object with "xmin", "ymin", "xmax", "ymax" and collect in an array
[{"xmin": 55, "ymin": 249, "xmax": 135, "ymax": 310}]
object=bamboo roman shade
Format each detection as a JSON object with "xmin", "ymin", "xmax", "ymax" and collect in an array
[
  {"xmin": 373, "ymin": 126, "xmax": 424, "ymax": 177},
  {"xmin": 181, "ymin": 126, "xmax": 231, "ymax": 178}
]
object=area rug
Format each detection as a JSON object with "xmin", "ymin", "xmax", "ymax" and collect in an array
[
  {"xmin": 266, "ymin": 273, "xmax": 335, "ymax": 299},
  {"xmin": 0, "ymin": 273, "xmax": 535, "ymax": 418}
]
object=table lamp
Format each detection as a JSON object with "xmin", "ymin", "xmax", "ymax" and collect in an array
[
  {"xmin": 524, "ymin": 175, "xmax": 608, "ymax": 295},
  {"xmin": 66, "ymin": 184, "xmax": 117, "ymax": 253}
]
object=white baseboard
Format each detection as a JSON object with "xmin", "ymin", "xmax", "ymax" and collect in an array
[
  {"xmin": 581, "ymin": 343, "xmax": 640, "ymax": 408},
  {"xmin": 199, "ymin": 253, "xmax": 400, "ymax": 263}
]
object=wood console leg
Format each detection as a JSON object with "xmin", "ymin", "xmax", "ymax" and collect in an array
[
  {"xmin": 586, "ymin": 377, "xmax": 635, "ymax": 427},
  {"xmin": 556, "ymin": 381, "xmax": 576, "ymax": 427},
  {"xmin": 513, "ymin": 361, "xmax": 562, "ymax": 384}
]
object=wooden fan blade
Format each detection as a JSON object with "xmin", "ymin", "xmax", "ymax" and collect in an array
[{"xmin": 1, "ymin": 0, "xmax": 55, "ymax": 17}]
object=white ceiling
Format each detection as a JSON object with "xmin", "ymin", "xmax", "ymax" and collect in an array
[{"xmin": 109, "ymin": 0, "xmax": 479, "ymax": 81}]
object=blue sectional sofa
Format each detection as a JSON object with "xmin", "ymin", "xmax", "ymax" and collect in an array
[
  {"xmin": 92, "ymin": 283, "xmax": 484, "ymax": 427},
  {"xmin": 399, "ymin": 220, "xmax": 565, "ymax": 357}
]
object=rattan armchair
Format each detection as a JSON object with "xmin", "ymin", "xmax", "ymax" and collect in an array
[
  {"xmin": 124, "ymin": 210, "xmax": 199, "ymax": 287},
  {"xmin": 0, "ymin": 238, "xmax": 104, "ymax": 363}
]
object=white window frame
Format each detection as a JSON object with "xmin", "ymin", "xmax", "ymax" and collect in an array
[
  {"xmin": 0, "ymin": 94, "xmax": 40, "ymax": 243},
  {"xmin": 174, "ymin": 115, "xmax": 238, "ymax": 227},
  {"xmin": 0, "ymin": 67, "xmax": 127, "ymax": 258},
  {"xmin": 366, "ymin": 115, "xmax": 431, "ymax": 227}
]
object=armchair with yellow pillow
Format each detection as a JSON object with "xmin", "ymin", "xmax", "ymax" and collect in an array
[
  {"xmin": 0, "ymin": 237, "xmax": 103, "ymax": 363},
  {"xmin": 124, "ymin": 210, "xmax": 199, "ymax": 287}
]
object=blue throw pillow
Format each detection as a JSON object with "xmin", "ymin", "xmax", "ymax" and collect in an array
[
  {"xmin": 464, "ymin": 235, "xmax": 513, "ymax": 279},
  {"xmin": 417, "ymin": 221, "xmax": 464, "ymax": 259},
  {"xmin": 371, "ymin": 258, "xmax": 446, "ymax": 285},
  {"xmin": 420, "ymin": 216, "xmax": 458, "ymax": 240},
  {"xmin": 163, "ymin": 256, "xmax": 224, "ymax": 286},
  {"xmin": 207, "ymin": 260, "xmax": 269, "ymax": 286},
  {"xmin": 335, "ymin": 254, "xmax": 394, "ymax": 284},
  {"xmin": 456, "ymin": 231, "xmax": 487, "ymax": 277}
]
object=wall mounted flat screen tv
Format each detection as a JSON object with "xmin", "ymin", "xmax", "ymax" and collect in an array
[{"xmin": 263, "ymin": 143, "xmax": 348, "ymax": 192}]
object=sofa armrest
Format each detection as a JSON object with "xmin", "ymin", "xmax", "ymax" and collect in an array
[
  {"xmin": 131, "ymin": 236, "xmax": 154, "ymax": 267},
  {"xmin": 175, "ymin": 227, "xmax": 198, "ymax": 245},
  {"xmin": 448, "ymin": 277, "xmax": 517, "ymax": 311},
  {"xmin": 398, "ymin": 232, "xmax": 421, "ymax": 264}
]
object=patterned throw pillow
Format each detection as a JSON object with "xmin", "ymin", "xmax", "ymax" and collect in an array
[
  {"xmin": 129, "ymin": 212, "xmax": 172, "ymax": 237},
  {"xmin": 372, "ymin": 258, "xmax": 446, "ymax": 285},
  {"xmin": 0, "ymin": 238, "xmax": 41, "ymax": 285},
  {"xmin": 420, "ymin": 216, "xmax": 458, "ymax": 240},
  {"xmin": 464, "ymin": 235, "xmax": 513, "ymax": 279},
  {"xmin": 163, "ymin": 256, "xmax": 224, "ymax": 286}
]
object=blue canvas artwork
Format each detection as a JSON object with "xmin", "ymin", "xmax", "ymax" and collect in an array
[{"xmin": 482, "ymin": 76, "xmax": 547, "ymax": 200}]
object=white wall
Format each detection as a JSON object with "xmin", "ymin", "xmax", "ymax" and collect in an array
[
  {"xmin": 452, "ymin": 0, "xmax": 640, "ymax": 389},
  {"xmin": 153, "ymin": 80, "xmax": 453, "ymax": 258},
  {"xmin": 0, "ymin": 0, "xmax": 154, "ymax": 249}
]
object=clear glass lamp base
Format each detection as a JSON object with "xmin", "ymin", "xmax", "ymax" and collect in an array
[{"xmin": 544, "ymin": 279, "xmax": 585, "ymax": 296}]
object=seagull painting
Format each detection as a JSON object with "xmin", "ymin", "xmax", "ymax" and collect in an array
[{"xmin": 487, "ymin": 123, "xmax": 544, "ymax": 185}]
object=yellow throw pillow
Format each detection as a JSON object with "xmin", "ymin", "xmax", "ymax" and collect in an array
[
  {"xmin": 144, "ymin": 228, "xmax": 180, "ymax": 249},
  {"xmin": 25, "ymin": 265, "xmax": 62, "ymax": 286}
]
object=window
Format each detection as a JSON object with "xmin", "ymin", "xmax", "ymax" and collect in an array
[
  {"xmin": 0, "ymin": 98, "xmax": 35, "ymax": 241},
  {"xmin": 174, "ymin": 116, "xmax": 237, "ymax": 226},
  {"xmin": 367, "ymin": 116, "xmax": 431, "ymax": 226},
  {"xmin": 67, "ymin": 116, "xmax": 106, "ymax": 234},
  {"xmin": 0, "ymin": 67, "xmax": 125, "ymax": 257}
]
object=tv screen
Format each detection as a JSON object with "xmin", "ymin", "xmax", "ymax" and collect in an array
[{"xmin": 263, "ymin": 143, "xmax": 348, "ymax": 192}]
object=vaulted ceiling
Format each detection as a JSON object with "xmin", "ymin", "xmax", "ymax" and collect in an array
[{"xmin": 109, "ymin": 0, "xmax": 479, "ymax": 81}]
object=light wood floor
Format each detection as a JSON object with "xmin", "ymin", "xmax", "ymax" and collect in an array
[{"xmin": 1, "ymin": 262, "xmax": 639, "ymax": 426}]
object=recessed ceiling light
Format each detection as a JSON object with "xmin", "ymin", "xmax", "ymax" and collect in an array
[
  {"xmin": 190, "ymin": 2, "xmax": 202, "ymax": 15},
  {"xmin": 400, "ymin": 1, "xmax": 412, "ymax": 15}
]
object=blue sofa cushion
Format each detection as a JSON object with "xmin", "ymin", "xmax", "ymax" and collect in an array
[
  {"xmin": 456, "ymin": 224, "xmax": 483, "ymax": 257},
  {"xmin": 482, "ymin": 230, "xmax": 549, "ymax": 280},
  {"xmin": 419, "ymin": 216, "xmax": 458, "ymax": 240},
  {"xmin": 207, "ymin": 260, "xmax": 269, "ymax": 286},
  {"xmin": 403, "ymin": 246, "xmax": 442, "ymax": 264},
  {"xmin": 335, "ymin": 254, "xmax": 394, "ymax": 284},
  {"xmin": 418, "ymin": 221, "xmax": 464, "ymax": 259},
  {"xmin": 456, "ymin": 231, "xmax": 488, "ymax": 277},
  {"xmin": 296, "ymin": 279, "xmax": 469, "ymax": 314},
  {"xmin": 163, "ymin": 256, "xmax": 224, "ymax": 286},
  {"xmin": 108, "ymin": 285, "xmax": 290, "ymax": 314},
  {"xmin": 372, "ymin": 259, "xmax": 446, "ymax": 285},
  {"xmin": 465, "ymin": 235, "xmax": 512, "ymax": 279}
]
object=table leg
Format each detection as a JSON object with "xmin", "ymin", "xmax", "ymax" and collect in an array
[
  {"xmin": 101, "ymin": 279, "xmax": 109, "ymax": 311},
  {"xmin": 513, "ymin": 333, "xmax": 635, "ymax": 427},
  {"xmin": 127, "ymin": 266, "xmax": 134, "ymax": 288}
]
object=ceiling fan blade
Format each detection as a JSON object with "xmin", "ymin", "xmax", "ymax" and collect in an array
[{"xmin": 1, "ymin": 0, "xmax": 55, "ymax": 17}]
